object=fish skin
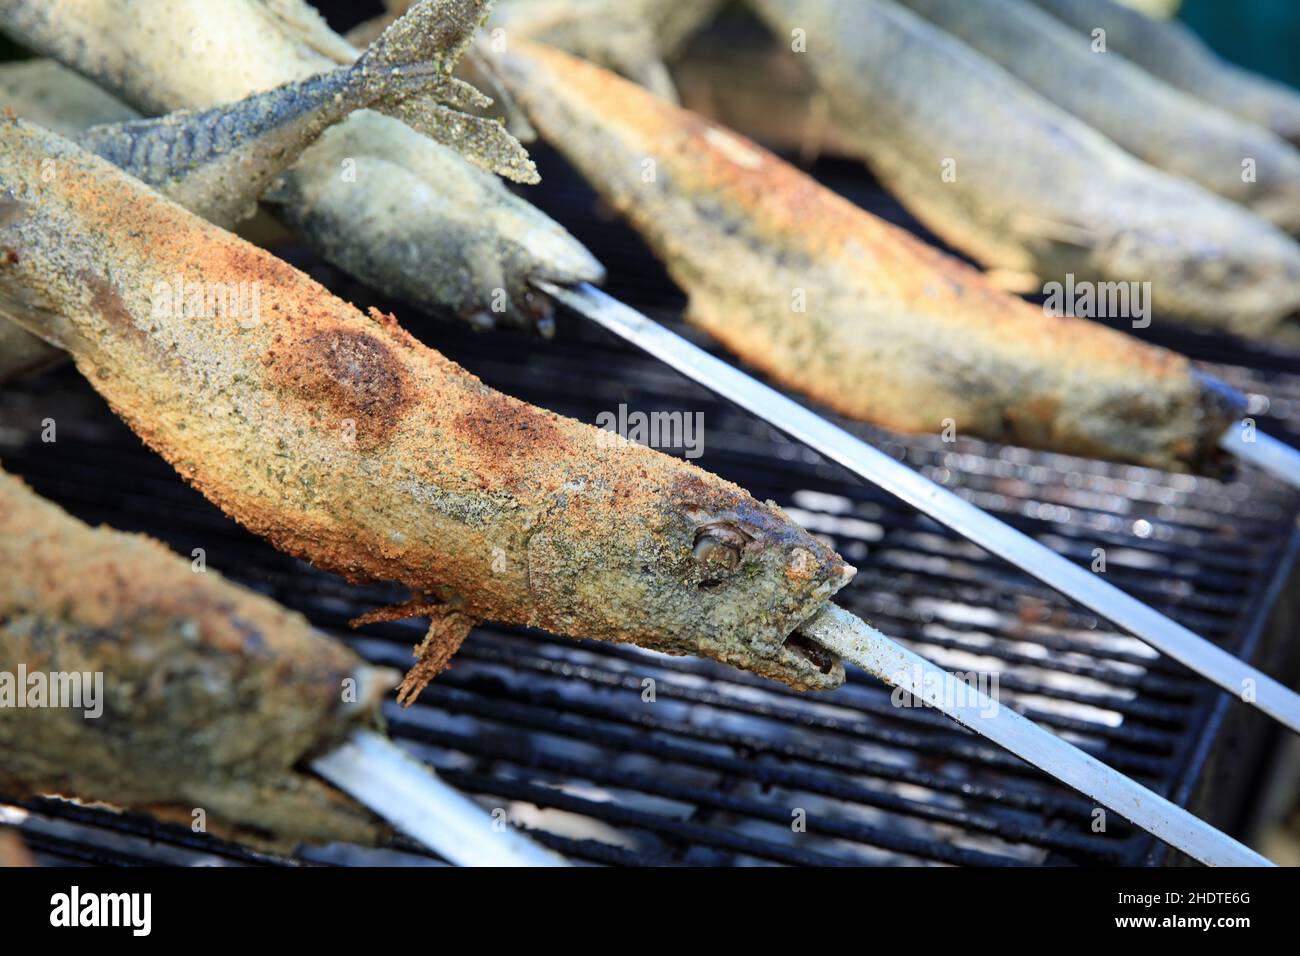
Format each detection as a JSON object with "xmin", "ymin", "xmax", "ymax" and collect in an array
[
  {"xmin": 0, "ymin": 2, "xmax": 536, "ymax": 381},
  {"xmin": 0, "ymin": 61, "xmax": 137, "ymax": 378},
  {"xmin": 0, "ymin": 118, "xmax": 854, "ymax": 697},
  {"xmin": 748, "ymin": 0, "xmax": 1300, "ymax": 337},
  {"xmin": 0, "ymin": 469, "xmax": 390, "ymax": 849},
  {"xmin": 489, "ymin": 40, "xmax": 1243, "ymax": 474},
  {"xmin": 1029, "ymin": 0, "xmax": 1300, "ymax": 146},
  {"xmin": 0, "ymin": 0, "xmax": 604, "ymax": 334},
  {"xmin": 73, "ymin": 0, "xmax": 536, "ymax": 230},
  {"xmin": 897, "ymin": 0, "xmax": 1300, "ymax": 233}
]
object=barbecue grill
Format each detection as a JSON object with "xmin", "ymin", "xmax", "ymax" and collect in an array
[{"xmin": 2, "ymin": 140, "xmax": 1297, "ymax": 866}]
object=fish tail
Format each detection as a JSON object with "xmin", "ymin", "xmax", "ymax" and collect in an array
[
  {"xmin": 345, "ymin": 0, "xmax": 539, "ymax": 184},
  {"xmin": 354, "ymin": 0, "xmax": 490, "ymax": 82}
]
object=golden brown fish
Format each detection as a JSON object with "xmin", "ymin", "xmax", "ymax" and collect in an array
[
  {"xmin": 0, "ymin": 117, "xmax": 854, "ymax": 703},
  {"xmin": 0, "ymin": 469, "xmax": 389, "ymax": 848},
  {"xmin": 489, "ymin": 40, "xmax": 1243, "ymax": 473}
]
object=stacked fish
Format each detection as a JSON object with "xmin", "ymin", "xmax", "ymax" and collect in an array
[{"xmin": 0, "ymin": 0, "xmax": 1297, "ymax": 861}]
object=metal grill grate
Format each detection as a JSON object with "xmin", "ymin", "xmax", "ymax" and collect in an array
[{"xmin": 2, "ymin": 146, "xmax": 1298, "ymax": 868}]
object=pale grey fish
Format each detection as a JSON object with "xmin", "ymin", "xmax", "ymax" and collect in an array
[
  {"xmin": 0, "ymin": 117, "xmax": 855, "ymax": 701},
  {"xmin": 0, "ymin": 1, "xmax": 536, "ymax": 381},
  {"xmin": 897, "ymin": 0, "xmax": 1300, "ymax": 233},
  {"xmin": 73, "ymin": 0, "xmax": 535, "ymax": 229},
  {"xmin": 1028, "ymin": 0, "xmax": 1300, "ymax": 146},
  {"xmin": 0, "ymin": 0, "xmax": 604, "ymax": 335},
  {"xmin": 0, "ymin": 58, "xmax": 139, "ymax": 135},
  {"xmin": 748, "ymin": 0, "xmax": 1300, "ymax": 337}
]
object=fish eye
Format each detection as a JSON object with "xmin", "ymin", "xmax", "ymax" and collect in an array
[{"xmin": 692, "ymin": 521, "xmax": 751, "ymax": 569}]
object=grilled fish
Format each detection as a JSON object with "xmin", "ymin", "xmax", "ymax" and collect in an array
[
  {"xmin": 897, "ymin": 0, "xmax": 1300, "ymax": 232},
  {"xmin": 748, "ymin": 0, "xmax": 1300, "ymax": 337},
  {"xmin": 1028, "ymin": 0, "xmax": 1300, "ymax": 146},
  {"xmin": 0, "ymin": 3, "xmax": 533, "ymax": 384},
  {"xmin": 71, "ymin": 0, "xmax": 534, "ymax": 229},
  {"xmin": 0, "ymin": 117, "xmax": 853, "ymax": 701},
  {"xmin": 0, "ymin": 0, "xmax": 603, "ymax": 334},
  {"xmin": 0, "ymin": 469, "xmax": 389, "ymax": 848},
  {"xmin": 488, "ymin": 40, "xmax": 1242, "ymax": 473}
]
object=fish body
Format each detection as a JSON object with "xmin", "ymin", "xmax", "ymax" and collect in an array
[
  {"xmin": 749, "ymin": 0, "xmax": 1300, "ymax": 337},
  {"xmin": 0, "ymin": 0, "xmax": 603, "ymax": 332},
  {"xmin": 1029, "ymin": 0, "xmax": 1300, "ymax": 145},
  {"xmin": 490, "ymin": 40, "xmax": 1242, "ymax": 473},
  {"xmin": 0, "ymin": 118, "xmax": 852, "ymax": 697},
  {"xmin": 0, "ymin": 470, "xmax": 388, "ymax": 848},
  {"xmin": 897, "ymin": 0, "xmax": 1300, "ymax": 232}
]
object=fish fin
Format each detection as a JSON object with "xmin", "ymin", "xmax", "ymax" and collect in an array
[
  {"xmin": 1010, "ymin": 212, "xmax": 1097, "ymax": 249},
  {"xmin": 377, "ymin": 98, "xmax": 540, "ymax": 184},
  {"xmin": 395, "ymin": 607, "xmax": 477, "ymax": 707},
  {"xmin": 349, "ymin": 593, "xmax": 446, "ymax": 628},
  {"xmin": 356, "ymin": 0, "xmax": 488, "ymax": 78},
  {"xmin": 351, "ymin": 0, "xmax": 538, "ymax": 182},
  {"xmin": 427, "ymin": 75, "xmax": 494, "ymax": 112}
]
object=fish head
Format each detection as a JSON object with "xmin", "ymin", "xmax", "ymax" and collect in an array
[
  {"xmin": 1092, "ymin": 212, "xmax": 1300, "ymax": 336},
  {"xmin": 669, "ymin": 488, "xmax": 857, "ymax": 690},
  {"xmin": 528, "ymin": 464, "xmax": 855, "ymax": 691}
]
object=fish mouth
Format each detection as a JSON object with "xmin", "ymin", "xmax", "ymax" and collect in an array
[{"xmin": 769, "ymin": 559, "xmax": 856, "ymax": 691}]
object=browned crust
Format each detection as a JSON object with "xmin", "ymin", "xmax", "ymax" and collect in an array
[
  {"xmin": 0, "ymin": 469, "xmax": 387, "ymax": 846},
  {"xmin": 2, "ymin": 117, "xmax": 851, "ymax": 692},
  {"xmin": 504, "ymin": 40, "xmax": 1190, "ymax": 386},
  {"xmin": 494, "ymin": 41, "xmax": 1238, "ymax": 470}
]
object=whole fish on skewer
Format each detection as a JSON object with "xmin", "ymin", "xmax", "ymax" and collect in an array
[
  {"xmin": 0, "ymin": 0, "xmax": 604, "ymax": 336},
  {"xmin": 0, "ymin": 0, "xmax": 534, "ymax": 382},
  {"xmin": 0, "ymin": 469, "xmax": 390, "ymax": 849},
  {"xmin": 748, "ymin": 0, "xmax": 1300, "ymax": 338},
  {"xmin": 1029, "ymin": 0, "xmax": 1300, "ymax": 146},
  {"xmin": 897, "ymin": 0, "xmax": 1300, "ymax": 232},
  {"xmin": 487, "ymin": 41, "xmax": 1243, "ymax": 474},
  {"xmin": 0, "ymin": 117, "xmax": 854, "ymax": 703}
]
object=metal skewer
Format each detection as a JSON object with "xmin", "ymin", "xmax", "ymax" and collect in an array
[
  {"xmin": 1219, "ymin": 421, "xmax": 1300, "ymax": 490},
  {"xmin": 313, "ymin": 729, "xmax": 569, "ymax": 866},
  {"xmin": 799, "ymin": 604, "xmax": 1272, "ymax": 866},
  {"xmin": 539, "ymin": 281, "xmax": 1300, "ymax": 736}
]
